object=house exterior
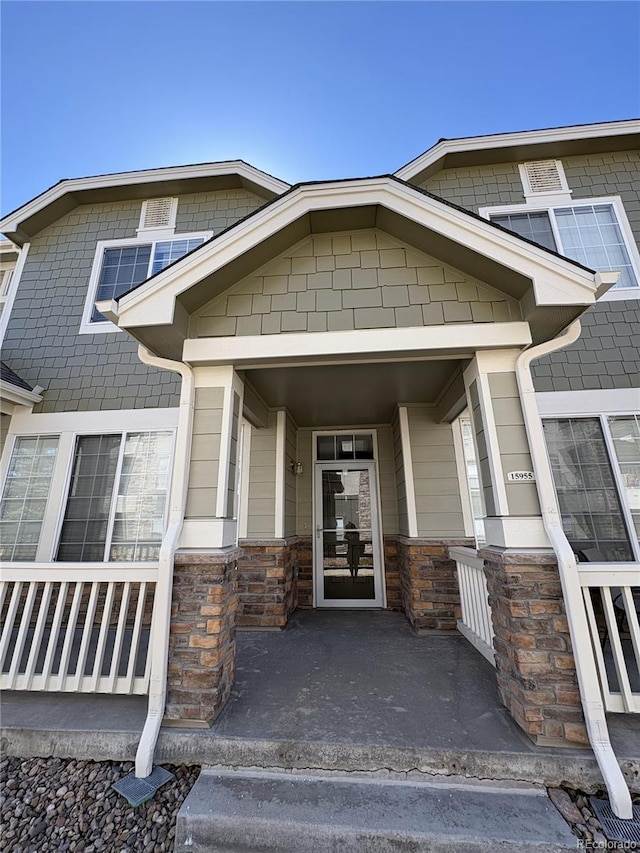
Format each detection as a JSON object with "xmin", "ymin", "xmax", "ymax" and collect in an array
[{"xmin": 0, "ymin": 121, "xmax": 638, "ymax": 814}]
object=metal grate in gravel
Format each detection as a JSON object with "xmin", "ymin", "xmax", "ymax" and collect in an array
[
  {"xmin": 590, "ymin": 797, "xmax": 640, "ymax": 845},
  {"xmin": 112, "ymin": 765, "xmax": 175, "ymax": 807}
]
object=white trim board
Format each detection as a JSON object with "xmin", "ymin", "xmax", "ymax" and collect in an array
[
  {"xmin": 394, "ymin": 120, "xmax": 640, "ymax": 182},
  {"xmin": 536, "ymin": 389, "xmax": 640, "ymax": 417},
  {"xmin": 109, "ymin": 178, "xmax": 601, "ymax": 330},
  {"xmin": 182, "ymin": 324, "xmax": 532, "ymax": 368},
  {"xmin": 1, "ymin": 161, "xmax": 290, "ymax": 243},
  {"xmin": 6, "ymin": 407, "xmax": 180, "ymax": 435},
  {"xmin": 478, "ymin": 195, "xmax": 640, "ymax": 302},
  {"xmin": 80, "ymin": 231, "xmax": 213, "ymax": 335}
]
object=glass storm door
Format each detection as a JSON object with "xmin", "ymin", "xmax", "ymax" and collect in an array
[{"xmin": 314, "ymin": 462, "xmax": 384, "ymax": 608}]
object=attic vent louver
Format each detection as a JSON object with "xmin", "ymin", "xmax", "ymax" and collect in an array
[
  {"xmin": 141, "ymin": 198, "xmax": 174, "ymax": 229},
  {"xmin": 523, "ymin": 160, "xmax": 565, "ymax": 194}
]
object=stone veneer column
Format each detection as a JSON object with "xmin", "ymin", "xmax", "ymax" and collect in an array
[
  {"xmin": 236, "ymin": 538, "xmax": 298, "ymax": 627},
  {"xmin": 462, "ymin": 350, "xmax": 586, "ymax": 744},
  {"xmin": 481, "ymin": 547, "xmax": 586, "ymax": 745},
  {"xmin": 398, "ymin": 537, "xmax": 471, "ymax": 631},
  {"xmin": 165, "ymin": 547, "xmax": 241, "ymax": 726}
]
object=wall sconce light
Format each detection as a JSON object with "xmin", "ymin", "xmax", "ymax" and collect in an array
[{"xmin": 289, "ymin": 460, "xmax": 303, "ymax": 476}]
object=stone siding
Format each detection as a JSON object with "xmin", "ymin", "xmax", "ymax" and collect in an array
[
  {"xmin": 237, "ymin": 538, "xmax": 297, "ymax": 628},
  {"xmin": 481, "ymin": 547, "xmax": 587, "ymax": 745},
  {"xmin": 166, "ymin": 548, "xmax": 240, "ymax": 725},
  {"xmin": 397, "ymin": 537, "xmax": 472, "ymax": 632}
]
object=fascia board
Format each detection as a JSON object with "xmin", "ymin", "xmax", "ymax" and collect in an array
[
  {"xmin": 114, "ymin": 178, "xmax": 598, "ymax": 329},
  {"xmin": 0, "ymin": 381, "xmax": 43, "ymax": 407},
  {"xmin": 395, "ymin": 119, "xmax": 640, "ymax": 182},
  {"xmin": 182, "ymin": 322, "xmax": 533, "ymax": 366},
  {"xmin": 0, "ymin": 162, "xmax": 290, "ymax": 235}
]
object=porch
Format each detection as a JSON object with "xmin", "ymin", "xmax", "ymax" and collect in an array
[{"xmin": 3, "ymin": 609, "xmax": 639, "ymax": 793}]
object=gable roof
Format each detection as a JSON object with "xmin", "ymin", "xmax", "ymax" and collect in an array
[
  {"xmin": 0, "ymin": 161, "xmax": 290, "ymax": 246},
  {"xmin": 395, "ymin": 118, "xmax": 640, "ymax": 185},
  {"xmin": 98, "ymin": 175, "xmax": 614, "ymax": 358},
  {"xmin": 1, "ymin": 362, "xmax": 32, "ymax": 391}
]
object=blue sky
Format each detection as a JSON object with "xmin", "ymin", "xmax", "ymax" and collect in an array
[{"xmin": 1, "ymin": 1, "xmax": 638, "ymax": 214}]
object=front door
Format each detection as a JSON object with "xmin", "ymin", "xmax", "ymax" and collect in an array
[{"xmin": 314, "ymin": 461, "xmax": 385, "ymax": 607}]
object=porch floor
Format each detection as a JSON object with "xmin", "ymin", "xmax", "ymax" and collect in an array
[{"xmin": 2, "ymin": 610, "xmax": 638, "ymax": 789}]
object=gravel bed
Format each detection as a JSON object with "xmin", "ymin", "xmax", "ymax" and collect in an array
[
  {"xmin": 0, "ymin": 757, "xmax": 200, "ymax": 852},
  {"xmin": 550, "ymin": 786, "xmax": 640, "ymax": 849}
]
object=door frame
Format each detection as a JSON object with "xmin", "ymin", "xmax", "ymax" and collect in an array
[{"xmin": 312, "ymin": 430, "xmax": 386, "ymax": 609}]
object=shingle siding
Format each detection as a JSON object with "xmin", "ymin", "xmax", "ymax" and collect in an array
[
  {"xmin": 2, "ymin": 190, "xmax": 265, "ymax": 413},
  {"xmin": 422, "ymin": 150, "xmax": 640, "ymax": 393}
]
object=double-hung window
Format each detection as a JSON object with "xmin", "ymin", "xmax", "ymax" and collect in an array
[
  {"xmin": 0, "ymin": 428, "xmax": 174, "ymax": 563},
  {"xmin": 543, "ymin": 415, "xmax": 640, "ymax": 562},
  {"xmin": 82, "ymin": 233, "xmax": 210, "ymax": 332}
]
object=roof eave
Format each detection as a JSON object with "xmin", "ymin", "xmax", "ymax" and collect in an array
[
  {"xmin": 0, "ymin": 161, "xmax": 290, "ymax": 246},
  {"xmin": 395, "ymin": 119, "xmax": 640, "ymax": 184}
]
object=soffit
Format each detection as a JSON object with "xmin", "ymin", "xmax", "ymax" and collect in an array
[
  {"xmin": 110, "ymin": 179, "xmax": 599, "ymax": 358},
  {"xmin": 1, "ymin": 167, "xmax": 288, "ymax": 245},
  {"xmin": 397, "ymin": 121, "xmax": 640, "ymax": 185},
  {"xmin": 245, "ymin": 359, "xmax": 461, "ymax": 427}
]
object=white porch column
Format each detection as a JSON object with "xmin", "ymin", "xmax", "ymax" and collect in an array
[
  {"xmin": 179, "ymin": 365, "xmax": 245, "ymax": 549},
  {"xmin": 463, "ymin": 349, "xmax": 548, "ymax": 549}
]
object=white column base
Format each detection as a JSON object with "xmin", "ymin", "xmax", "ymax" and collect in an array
[
  {"xmin": 484, "ymin": 516, "xmax": 551, "ymax": 549},
  {"xmin": 179, "ymin": 518, "xmax": 238, "ymax": 549}
]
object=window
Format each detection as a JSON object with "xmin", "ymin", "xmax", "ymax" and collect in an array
[
  {"xmin": 0, "ymin": 436, "xmax": 59, "ymax": 561},
  {"xmin": 316, "ymin": 433, "xmax": 375, "ymax": 461},
  {"xmin": 483, "ymin": 196, "xmax": 640, "ymax": 295},
  {"xmin": 543, "ymin": 416, "xmax": 640, "ymax": 562},
  {"xmin": 460, "ymin": 417, "xmax": 485, "ymax": 543},
  {"xmin": 57, "ymin": 431, "xmax": 172, "ymax": 562},
  {"xmin": 0, "ymin": 428, "xmax": 173, "ymax": 562},
  {"xmin": 82, "ymin": 233, "xmax": 210, "ymax": 332}
]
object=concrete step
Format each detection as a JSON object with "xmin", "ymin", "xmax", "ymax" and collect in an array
[{"xmin": 175, "ymin": 767, "xmax": 577, "ymax": 852}]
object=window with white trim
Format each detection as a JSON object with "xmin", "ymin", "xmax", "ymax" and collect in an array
[
  {"xmin": 0, "ymin": 436, "xmax": 59, "ymax": 561},
  {"xmin": 0, "ymin": 429, "xmax": 173, "ymax": 562},
  {"xmin": 83, "ymin": 234, "xmax": 209, "ymax": 330},
  {"xmin": 490, "ymin": 202, "xmax": 639, "ymax": 290},
  {"xmin": 543, "ymin": 415, "xmax": 640, "ymax": 562},
  {"xmin": 57, "ymin": 431, "xmax": 172, "ymax": 561}
]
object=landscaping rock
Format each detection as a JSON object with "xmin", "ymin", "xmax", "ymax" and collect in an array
[
  {"xmin": 548, "ymin": 787, "xmax": 584, "ymax": 824},
  {"xmin": 0, "ymin": 757, "xmax": 199, "ymax": 852}
]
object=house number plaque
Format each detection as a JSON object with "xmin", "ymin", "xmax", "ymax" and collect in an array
[{"xmin": 507, "ymin": 471, "xmax": 536, "ymax": 482}]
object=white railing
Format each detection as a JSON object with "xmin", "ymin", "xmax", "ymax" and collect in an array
[
  {"xmin": 579, "ymin": 564, "xmax": 640, "ymax": 714},
  {"xmin": 0, "ymin": 564, "xmax": 158, "ymax": 695},
  {"xmin": 450, "ymin": 546, "xmax": 495, "ymax": 666}
]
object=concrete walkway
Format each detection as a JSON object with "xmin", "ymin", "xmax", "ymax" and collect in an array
[{"xmin": 2, "ymin": 610, "xmax": 638, "ymax": 792}]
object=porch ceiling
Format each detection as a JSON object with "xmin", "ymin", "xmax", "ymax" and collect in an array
[{"xmin": 245, "ymin": 359, "xmax": 461, "ymax": 426}]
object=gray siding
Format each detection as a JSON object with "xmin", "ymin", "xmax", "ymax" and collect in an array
[
  {"xmin": 193, "ymin": 229, "xmax": 519, "ymax": 337},
  {"xmin": 3, "ymin": 190, "xmax": 265, "ymax": 413},
  {"xmin": 296, "ymin": 429, "xmax": 313, "ymax": 535},
  {"xmin": 392, "ymin": 412, "xmax": 408, "ymax": 536},
  {"xmin": 488, "ymin": 372, "xmax": 539, "ymax": 516},
  {"xmin": 407, "ymin": 406, "xmax": 465, "ymax": 537},
  {"xmin": 421, "ymin": 151, "xmax": 640, "ymax": 393},
  {"xmin": 185, "ymin": 387, "xmax": 224, "ymax": 519},
  {"xmin": 377, "ymin": 425, "xmax": 399, "ymax": 535},
  {"xmin": 284, "ymin": 413, "xmax": 297, "ymax": 537},
  {"xmin": 533, "ymin": 300, "xmax": 640, "ymax": 391},
  {"xmin": 247, "ymin": 411, "xmax": 277, "ymax": 538}
]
